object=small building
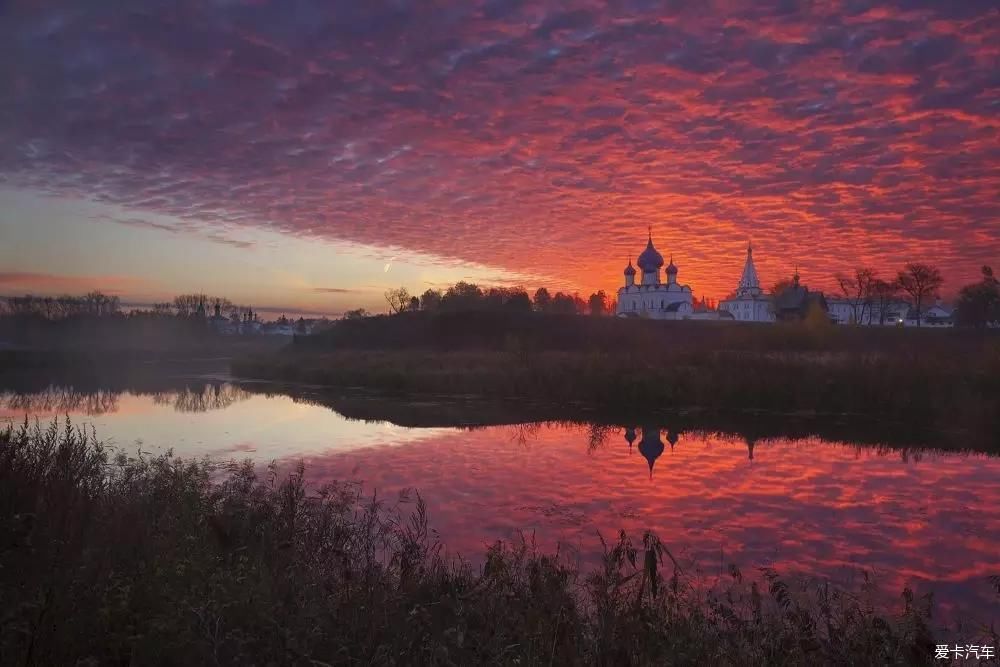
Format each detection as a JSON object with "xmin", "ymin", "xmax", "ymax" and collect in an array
[
  {"xmin": 773, "ymin": 271, "xmax": 828, "ymax": 322},
  {"xmin": 208, "ymin": 300, "xmax": 237, "ymax": 335},
  {"xmin": 905, "ymin": 302, "xmax": 954, "ymax": 327},
  {"xmin": 826, "ymin": 297, "xmax": 910, "ymax": 326}
]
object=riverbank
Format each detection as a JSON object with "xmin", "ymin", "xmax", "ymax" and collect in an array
[
  {"xmin": 232, "ymin": 313, "xmax": 1000, "ymax": 450},
  {"xmin": 3, "ymin": 420, "xmax": 996, "ymax": 665}
]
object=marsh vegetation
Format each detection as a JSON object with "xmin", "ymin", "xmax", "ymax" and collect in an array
[{"xmin": 3, "ymin": 419, "xmax": 997, "ymax": 666}]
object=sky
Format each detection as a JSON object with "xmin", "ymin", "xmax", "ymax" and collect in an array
[{"xmin": 1, "ymin": 0, "xmax": 998, "ymax": 315}]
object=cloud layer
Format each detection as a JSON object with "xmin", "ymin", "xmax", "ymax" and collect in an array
[{"xmin": 2, "ymin": 0, "xmax": 997, "ymax": 297}]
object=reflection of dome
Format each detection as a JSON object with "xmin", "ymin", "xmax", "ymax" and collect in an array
[
  {"xmin": 637, "ymin": 235, "xmax": 664, "ymax": 271},
  {"xmin": 624, "ymin": 426, "xmax": 636, "ymax": 451},
  {"xmin": 638, "ymin": 427, "xmax": 664, "ymax": 477},
  {"xmin": 666, "ymin": 430, "xmax": 679, "ymax": 449}
]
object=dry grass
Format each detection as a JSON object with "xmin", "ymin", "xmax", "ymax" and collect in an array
[{"xmin": 2, "ymin": 419, "xmax": 997, "ymax": 665}]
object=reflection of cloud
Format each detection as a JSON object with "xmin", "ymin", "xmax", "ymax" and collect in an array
[
  {"xmin": 1, "ymin": 2, "xmax": 996, "ymax": 296},
  {"xmin": 213, "ymin": 441, "xmax": 258, "ymax": 455},
  {"xmin": 278, "ymin": 424, "xmax": 1000, "ymax": 623}
]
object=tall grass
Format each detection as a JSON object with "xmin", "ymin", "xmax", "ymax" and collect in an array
[{"xmin": 1, "ymin": 420, "xmax": 996, "ymax": 665}]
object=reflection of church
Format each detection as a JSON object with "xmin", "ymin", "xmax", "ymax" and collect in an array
[
  {"xmin": 624, "ymin": 426, "xmax": 679, "ymax": 477},
  {"xmin": 623, "ymin": 426, "xmax": 756, "ymax": 476}
]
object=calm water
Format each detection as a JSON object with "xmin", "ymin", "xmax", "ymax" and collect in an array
[{"xmin": 3, "ymin": 373, "xmax": 999, "ymax": 623}]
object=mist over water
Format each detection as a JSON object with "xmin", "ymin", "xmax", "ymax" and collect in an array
[{"xmin": 3, "ymin": 371, "xmax": 998, "ymax": 624}]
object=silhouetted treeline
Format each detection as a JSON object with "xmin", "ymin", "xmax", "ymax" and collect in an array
[
  {"xmin": 3, "ymin": 292, "xmax": 122, "ymax": 319},
  {"xmin": 0, "ymin": 292, "xmax": 268, "ymax": 353},
  {"xmin": 378, "ymin": 282, "xmax": 614, "ymax": 317}
]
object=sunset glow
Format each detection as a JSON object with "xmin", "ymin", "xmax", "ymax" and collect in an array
[{"xmin": 2, "ymin": 1, "xmax": 997, "ymax": 312}]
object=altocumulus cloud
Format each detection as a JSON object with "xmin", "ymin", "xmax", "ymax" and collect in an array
[{"xmin": 1, "ymin": 0, "xmax": 997, "ymax": 296}]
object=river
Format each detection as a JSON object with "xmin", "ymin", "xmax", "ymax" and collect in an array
[{"xmin": 2, "ymin": 366, "xmax": 998, "ymax": 625}]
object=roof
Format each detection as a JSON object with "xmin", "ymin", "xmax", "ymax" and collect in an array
[
  {"xmin": 637, "ymin": 234, "xmax": 664, "ymax": 271},
  {"xmin": 738, "ymin": 243, "xmax": 760, "ymax": 292},
  {"xmin": 775, "ymin": 285, "xmax": 809, "ymax": 310}
]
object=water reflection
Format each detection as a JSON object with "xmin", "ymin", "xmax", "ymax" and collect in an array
[
  {"xmin": 2, "ymin": 386, "xmax": 121, "ymax": 416},
  {"xmin": 1, "ymin": 377, "xmax": 998, "ymax": 623},
  {"xmin": 150, "ymin": 383, "xmax": 251, "ymax": 413},
  {"xmin": 2, "ymin": 383, "xmax": 251, "ymax": 419}
]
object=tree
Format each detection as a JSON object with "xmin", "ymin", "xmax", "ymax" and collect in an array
[
  {"xmin": 504, "ymin": 289, "xmax": 532, "ymax": 312},
  {"xmin": 172, "ymin": 294, "xmax": 238, "ymax": 318},
  {"xmin": 549, "ymin": 292, "xmax": 577, "ymax": 314},
  {"xmin": 836, "ymin": 268, "xmax": 877, "ymax": 324},
  {"xmin": 533, "ymin": 287, "xmax": 551, "ymax": 312},
  {"xmin": 442, "ymin": 282, "xmax": 483, "ymax": 311},
  {"xmin": 770, "ymin": 278, "xmax": 793, "ymax": 297},
  {"xmin": 870, "ymin": 278, "xmax": 901, "ymax": 326},
  {"xmin": 420, "ymin": 289, "xmax": 443, "ymax": 311},
  {"xmin": 955, "ymin": 266, "xmax": 1000, "ymax": 328},
  {"xmin": 384, "ymin": 287, "xmax": 410, "ymax": 314},
  {"xmin": 173, "ymin": 294, "xmax": 208, "ymax": 317},
  {"xmin": 342, "ymin": 308, "xmax": 369, "ymax": 320},
  {"xmin": 896, "ymin": 263, "xmax": 944, "ymax": 326},
  {"xmin": 408, "ymin": 296, "xmax": 421, "ymax": 312},
  {"xmin": 588, "ymin": 291, "xmax": 608, "ymax": 316}
]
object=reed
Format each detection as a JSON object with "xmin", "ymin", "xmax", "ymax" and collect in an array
[{"xmin": 2, "ymin": 420, "xmax": 996, "ymax": 665}]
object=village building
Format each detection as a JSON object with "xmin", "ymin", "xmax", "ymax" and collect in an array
[{"xmin": 772, "ymin": 270, "xmax": 828, "ymax": 321}]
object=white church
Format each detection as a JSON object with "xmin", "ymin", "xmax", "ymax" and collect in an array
[
  {"xmin": 616, "ymin": 231, "xmax": 694, "ymax": 319},
  {"xmin": 718, "ymin": 243, "xmax": 775, "ymax": 322}
]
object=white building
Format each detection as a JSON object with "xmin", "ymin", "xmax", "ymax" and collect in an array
[
  {"xmin": 615, "ymin": 232, "xmax": 693, "ymax": 319},
  {"xmin": 826, "ymin": 297, "xmax": 910, "ymax": 326},
  {"xmin": 719, "ymin": 243, "xmax": 774, "ymax": 322},
  {"xmin": 905, "ymin": 302, "xmax": 954, "ymax": 327}
]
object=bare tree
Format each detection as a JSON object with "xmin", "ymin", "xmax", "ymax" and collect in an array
[
  {"xmin": 869, "ymin": 279, "xmax": 900, "ymax": 325},
  {"xmin": 384, "ymin": 287, "xmax": 410, "ymax": 314},
  {"xmin": 896, "ymin": 263, "xmax": 944, "ymax": 326},
  {"xmin": 836, "ymin": 268, "xmax": 877, "ymax": 324}
]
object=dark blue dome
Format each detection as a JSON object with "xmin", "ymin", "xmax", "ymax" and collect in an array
[
  {"xmin": 624, "ymin": 260, "xmax": 636, "ymax": 276},
  {"xmin": 666, "ymin": 256, "xmax": 677, "ymax": 274},
  {"xmin": 637, "ymin": 236, "xmax": 664, "ymax": 271}
]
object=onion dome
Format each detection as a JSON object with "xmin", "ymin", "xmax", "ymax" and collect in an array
[
  {"xmin": 624, "ymin": 426, "xmax": 636, "ymax": 451},
  {"xmin": 666, "ymin": 255, "xmax": 677, "ymax": 275},
  {"xmin": 624, "ymin": 257, "xmax": 636, "ymax": 276},
  {"xmin": 638, "ymin": 426, "xmax": 665, "ymax": 478},
  {"xmin": 637, "ymin": 233, "xmax": 664, "ymax": 271}
]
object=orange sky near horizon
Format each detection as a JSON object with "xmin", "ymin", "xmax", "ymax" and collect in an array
[{"xmin": 1, "ymin": 1, "xmax": 997, "ymax": 312}]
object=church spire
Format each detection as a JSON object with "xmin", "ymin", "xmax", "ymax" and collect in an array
[{"xmin": 738, "ymin": 242, "xmax": 761, "ymax": 296}]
